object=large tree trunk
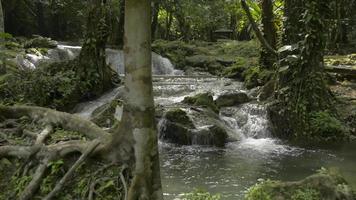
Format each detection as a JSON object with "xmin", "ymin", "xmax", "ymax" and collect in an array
[
  {"xmin": 260, "ymin": 0, "xmax": 277, "ymax": 69},
  {"xmin": 0, "ymin": 0, "xmax": 4, "ymax": 34},
  {"xmin": 270, "ymin": 0, "xmax": 342, "ymax": 141},
  {"xmin": 115, "ymin": 0, "xmax": 163, "ymax": 199}
]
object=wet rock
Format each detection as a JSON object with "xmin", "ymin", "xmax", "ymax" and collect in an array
[
  {"xmin": 215, "ymin": 92, "xmax": 250, "ymax": 108},
  {"xmin": 24, "ymin": 36, "xmax": 58, "ymax": 49},
  {"xmin": 159, "ymin": 108, "xmax": 228, "ymax": 147},
  {"xmin": 185, "ymin": 55, "xmax": 224, "ymax": 75},
  {"xmin": 245, "ymin": 168, "xmax": 356, "ymax": 200},
  {"xmin": 192, "ymin": 125, "xmax": 228, "ymax": 147},
  {"xmin": 182, "ymin": 93, "xmax": 219, "ymax": 113},
  {"xmin": 164, "ymin": 108, "xmax": 195, "ymax": 129}
]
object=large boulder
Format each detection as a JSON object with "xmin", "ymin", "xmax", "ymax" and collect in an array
[
  {"xmin": 159, "ymin": 108, "xmax": 228, "ymax": 147},
  {"xmin": 182, "ymin": 93, "xmax": 219, "ymax": 113},
  {"xmin": 215, "ymin": 92, "xmax": 250, "ymax": 108},
  {"xmin": 245, "ymin": 169, "xmax": 356, "ymax": 200}
]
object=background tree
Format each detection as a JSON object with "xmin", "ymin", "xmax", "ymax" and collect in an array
[
  {"xmin": 259, "ymin": 0, "xmax": 277, "ymax": 69},
  {"xmin": 0, "ymin": 0, "xmax": 4, "ymax": 34}
]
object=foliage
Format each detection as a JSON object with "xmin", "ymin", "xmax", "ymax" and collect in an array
[
  {"xmin": 182, "ymin": 189, "xmax": 221, "ymax": 200},
  {"xmin": 310, "ymin": 111, "xmax": 348, "ymax": 141},
  {"xmin": 245, "ymin": 181, "xmax": 273, "ymax": 200},
  {"xmin": 0, "ymin": 61, "xmax": 83, "ymax": 109}
]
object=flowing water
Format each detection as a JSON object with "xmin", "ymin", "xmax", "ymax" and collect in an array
[{"xmin": 48, "ymin": 45, "xmax": 356, "ymax": 199}]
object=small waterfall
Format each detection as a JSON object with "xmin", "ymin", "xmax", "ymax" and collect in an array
[
  {"xmin": 17, "ymin": 44, "xmax": 183, "ymax": 76},
  {"xmin": 105, "ymin": 49, "xmax": 183, "ymax": 75}
]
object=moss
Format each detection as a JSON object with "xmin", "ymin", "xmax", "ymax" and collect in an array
[
  {"xmin": 152, "ymin": 40, "xmax": 259, "ymax": 76},
  {"xmin": 48, "ymin": 128, "xmax": 86, "ymax": 143},
  {"xmin": 182, "ymin": 189, "xmax": 221, "ymax": 200},
  {"xmin": 243, "ymin": 66, "xmax": 273, "ymax": 89},
  {"xmin": 309, "ymin": 111, "xmax": 349, "ymax": 142},
  {"xmin": 182, "ymin": 93, "xmax": 219, "ymax": 113},
  {"xmin": 245, "ymin": 169, "xmax": 355, "ymax": 200},
  {"xmin": 23, "ymin": 36, "xmax": 58, "ymax": 49},
  {"xmin": 165, "ymin": 108, "xmax": 195, "ymax": 129}
]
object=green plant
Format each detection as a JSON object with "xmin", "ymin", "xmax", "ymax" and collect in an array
[
  {"xmin": 182, "ymin": 189, "xmax": 221, "ymax": 200},
  {"xmin": 291, "ymin": 188, "xmax": 320, "ymax": 200}
]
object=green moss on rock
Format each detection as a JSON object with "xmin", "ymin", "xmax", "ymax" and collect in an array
[
  {"xmin": 215, "ymin": 92, "xmax": 250, "ymax": 108},
  {"xmin": 245, "ymin": 169, "xmax": 356, "ymax": 200},
  {"xmin": 182, "ymin": 93, "xmax": 219, "ymax": 113}
]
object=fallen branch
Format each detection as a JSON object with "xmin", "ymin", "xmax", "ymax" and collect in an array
[{"xmin": 43, "ymin": 139, "xmax": 101, "ymax": 200}]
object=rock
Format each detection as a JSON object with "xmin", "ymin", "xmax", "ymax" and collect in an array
[
  {"xmin": 245, "ymin": 168, "xmax": 356, "ymax": 200},
  {"xmin": 164, "ymin": 108, "xmax": 195, "ymax": 129},
  {"xmin": 24, "ymin": 36, "xmax": 58, "ymax": 49},
  {"xmin": 192, "ymin": 125, "xmax": 228, "ymax": 147},
  {"xmin": 182, "ymin": 93, "xmax": 219, "ymax": 113},
  {"xmin": 159, "ymin": 108, "xmax": 228, "ymax": 147},
  {"xmin": 215, "ymin": 92, "xmax": 250, "ymax": 107},
  {"xmin": 185, "ymin": 55, "xmax": 224, "ymax": 75},
  {"xmin": 258, "ymin": 80, "xmax": 276, "ymax": 101},
  {"xmin": 91, "ymin": 99, "xmax": 123, "ymax": 128}
]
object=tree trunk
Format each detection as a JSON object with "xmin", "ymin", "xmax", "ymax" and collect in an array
[
  {"xmin": 260, "ymin": 0, "xmax": 277, "ymax": 69},
  {"xmin": 0, "ymin": 0, "xmax": 4, "ymax": 34},
  {"xmin": 117, "ymin": 0, "xmax": 125, "ymax": 47},
  {"xmin": 77, "ymin": 0, "xmax": 113, "ymax": 98},
  {"xmin": 282, "ymin": 0, "xmax": 304, "ymax": 44},
  {"xmin": 151, "ymin": 0, "xmax": 160, "ymax": 41},
  {"xmin": 35, "ymin": 1, "xmax": 46, "ymax": 36},
  {"xmin": 120, "ymin": 0, "xmax": 163, "ymax": 199},
  {"xmin": 270, "ymin": 0, "xmax": 340, "ymax": 140},
  {"xmin": 165, "ymin": 11, "xmax": 172, "ymax": 40}
]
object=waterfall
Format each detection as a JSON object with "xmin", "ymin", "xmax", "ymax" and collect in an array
[{"xmin": 17, "ymin": 45, "xmax": 183, "ymax": 75}]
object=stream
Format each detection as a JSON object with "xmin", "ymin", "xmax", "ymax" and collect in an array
[{"xmin": 25, "ymin": 45, "xmax": 356, "ymax": 199}]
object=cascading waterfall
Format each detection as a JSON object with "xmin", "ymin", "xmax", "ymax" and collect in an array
[{"xmin": 17, "ymin": 44, "xmax": 183, "ymax": 75}]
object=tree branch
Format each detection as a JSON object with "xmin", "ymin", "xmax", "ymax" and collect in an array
[{"xmin": 240, "ymin": 0, "xmax": 278, "ymax": 55}]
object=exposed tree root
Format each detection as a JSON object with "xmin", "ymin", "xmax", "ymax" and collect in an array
[
  {"xmin": 0, "ymin": 105, "xmax": 126, "ymax": 199},
  {"xmin": 44, "ymin": 139, "xmax": 101, "ymax": 200}
]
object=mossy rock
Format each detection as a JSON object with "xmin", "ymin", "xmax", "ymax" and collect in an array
[
  {"xmin": 91, "ymin": 99, "xmax": 123, "ymax": 128},
  {"xmin": 164, "ymin": 108, "xmax": 195, "ymax": 129},
  {"xmin": 192, "ymin": 125, "xmax": 228, "ymax": 147},
  {"xmin": 24, "ymin": 36, "xmax": 58, "ymax": 49},
  {"xmin": 215, "ymin": 92, "xmax": 250, "ymax": 108},
  {"xmin": 182, "ymin": 93, "xmax": 219, "ymax": 113},
  {"xmin": 243, "ymin": 66, "xmax": 274, "ymax": 89},
  {"xmin": 245, "ymin": 168, "xmax": 356, "ymax": 200},
  {"xmin": 159, "ymin": 109, "xmax": 228, "ymax": 147}
]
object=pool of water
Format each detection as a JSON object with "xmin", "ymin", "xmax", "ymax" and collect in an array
[{"xmin": 160, "ymin": 140, "xmax": 356, "ymax": 199}]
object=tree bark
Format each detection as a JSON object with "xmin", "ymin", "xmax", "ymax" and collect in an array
[
  {"xmin": 260, "ymin": 0, "xmax": 277, "ymax": 68},
  {"xmin": 116, "ymin": 0, "xmax": 164, "ymax": 199},
  {"xmin": 117, "ymin": 0, "xmax": 125, "ymax": 46},
  {"xmin": 241, "ymin": 0, "xmax": 277, "ymax": 55},
  {"xmin": 151, "ymin": 0, "xmax": 160, "ymax": 41},
  {"xmin": 0, "ymin": 0, "xmax": 4, "ymax": 34}
]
